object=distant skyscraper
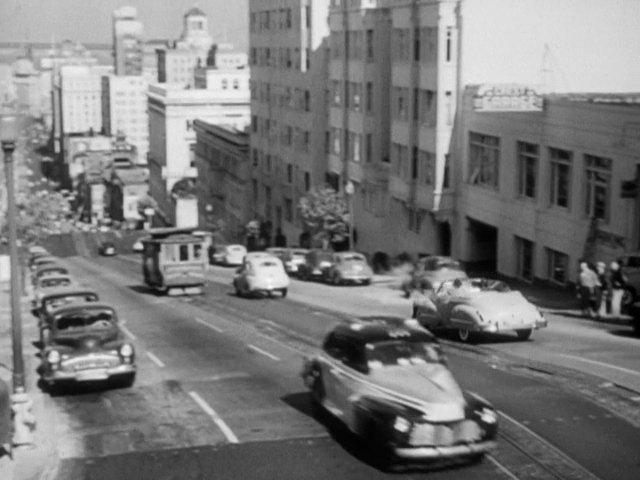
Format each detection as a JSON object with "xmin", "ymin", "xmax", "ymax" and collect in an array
[{"xmin": 113, "ymin": 6, "xmax": 144, "ymax": 76}]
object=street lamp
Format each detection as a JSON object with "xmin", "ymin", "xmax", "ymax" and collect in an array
[
  {"xmin": 344, "ymin": 180, "xmax": 355, "ymax": 250},
  {"xmin": 0, "ymin": 113, "xmax": 24, "ymax": 394}
]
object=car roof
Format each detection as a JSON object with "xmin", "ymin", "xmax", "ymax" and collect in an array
[
  {"xmin": 38, "ymin": 274, "xmax": 72, "ymax": 282},
  {"xmin": 34, "ymin": 263, "xmax": 66, "ymax": 273},
  {"xmin": 49, "ymin": 302, "xmax": 115, "ymax": 316},
  {"xmin": 39, "ymin": 286, "xmax": 97, "ymax": 299},
  {"xmin": 328, "ymin": 320, "xmax": 436, "ymax": 345}
]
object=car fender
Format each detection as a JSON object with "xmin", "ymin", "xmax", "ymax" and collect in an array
[
  {"xmin": 449, "ymin": 305, "xmax": 481, "ymax": 331},
  {"xmin": 352, "ymin": 396, "xmax": 422, "ymax": 440}
]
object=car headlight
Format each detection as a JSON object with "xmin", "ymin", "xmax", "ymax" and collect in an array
[
  {"xmin": 477, "ymin": 407, "xmax": 498, "ymax": 424},
  {"xmin": 47, "ymin": 350, "xmax": 60, "ymax": 364},
  {"xmin": 393, "ymin": 416, "xmax": 413, "ymax": 433},
  {"xmin": 120, "ymin": 344, "xmax": 134, "ymax": 357}
]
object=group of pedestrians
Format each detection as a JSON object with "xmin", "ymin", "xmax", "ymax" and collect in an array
[{"xmin": 577, "ymin": 260, "xmax": 629, "ymax": 319}]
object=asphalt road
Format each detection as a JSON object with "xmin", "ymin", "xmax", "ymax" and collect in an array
[{"xmin": 32, "ymin": 255, "xmax": 640, "ymax": 479}]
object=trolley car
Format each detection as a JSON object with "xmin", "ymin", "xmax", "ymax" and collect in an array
[{"xmin": 141, "ymin": 228, "xmax": 206, "ymax": 295}]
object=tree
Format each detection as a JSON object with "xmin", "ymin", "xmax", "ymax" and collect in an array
[{"xmin": 298, "ymin": 186, "xmax": 349, "ymax": 247}]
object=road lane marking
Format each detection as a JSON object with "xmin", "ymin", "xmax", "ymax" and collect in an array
[
  {"xmin": 557, "ymin": 354, "xmax": 640, "ymax": 377},
  {"xmin": 145, "ymin": 351, "xmax": 165, "ymax": 368},
  {"xmin": 188, "ymin": 391, "xmax": 239, "ymax": 444},
  {"xmin": 247, "ymin": 344, "xmax": 280, "ymax": 361},
  {"xmin": 194, "ymin": 316, "xmax": 224, "ymax": 333},
  {"xmin": 486, "ymin": 455, "xmax": 520, "ymax": 480},
  {"xmin": 120, "ymin": 324, "xmax": 137, "ymax": 340},
  {"xmin": 257, "ymin": 332, "xmax": 307, "ymax": 355}
]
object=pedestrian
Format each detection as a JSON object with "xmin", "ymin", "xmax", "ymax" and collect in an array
[
  {"xmin": 609, "ymin": 261, "xmax": 628, "ymax": 317},
  {"xmin": 577, "ymin": 262, "xmax": 599, "ymax": 318},
  {"xmin": 595, "ymin": 261, "xmax": 610, "ymax": 318}
]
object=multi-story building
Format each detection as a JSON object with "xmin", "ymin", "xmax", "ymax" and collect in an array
[
  {"xmin": 326, "ymin": 0, "xmax": 640, "ymax": 260},
  {"xmin": 194, "ymin": 119, "xmax": 251, "ymax": 240},
  {"xmin": 193, "ymin": 44, "xmax": 249, "ymax": 92},
  {"xmin": 101, "ymin": 74, "xmax": 149, "ymax": 164},
  {"xmin": 147, "ymin": 83, "xmax": 250, "ymax": 226},
  {"xmin": 248, "ymin": 0, "xmax": 331, "ymax": 247},
  {"xmin": 113, "ymin": 6, "xmax": 144, "ymax": 76},
  {"xmin": 156, "ymin": 7, "xmax": 213, "ymax": 87},
  {"xmin": 454, "ymin": 89, "xmax": 640, "ymax": 285},
  {"xmin": 12, "ymin": 57, "xmax": 40, "ymax": 116}
]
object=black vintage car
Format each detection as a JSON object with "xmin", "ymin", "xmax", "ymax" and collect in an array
[
  {"xmin": 297, "ymin": 249, "xmax": 335, "ymax": 281},
  {"xmin": 32, "ymin": 264, "xmax": 69, "ymax": 287},
  {"xmin": 39, "ymin": 302, "xmax": 136, "ymax": 390}
]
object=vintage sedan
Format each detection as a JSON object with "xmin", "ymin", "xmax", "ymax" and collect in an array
[
  {"xmin": 29, "ymin": 255, "xmax": 58, "ymax": 271},
  {"xmin": 412, "ymin": 278, "xmax": 547, "ymax": 342},
  {"xmin": 297, "ymin": 249, "xmax": 334, "ymax": 281},
  {"xmin": 402, "ymin": 256, "xmax": 469, "ymax": 298},
  {"xmin": 302, "ymin": 320, "xmax": 498, "ymax": 468},
  {"xmin": 32, "ymin": 264, "xmax": 69, "ymax": 287},
  {"xmin": 213, "ymin": 244, "xmax": 247, "ymax": 266},
  {"xmin": 39, "ymin": 302, "xmax": 136, "ymax": 389},
  {"xmin": 325, "ymin": 251, "xmax": 373, "ymax": 285},
  {"xmin": 33, "ymin": 273, "xmax": 74, "ymax": 292},
  {"xmin": 265, "ymin": 247, "xmax": 309, "ymax": 275},
  {"xmin": 233, "ymin": 255, "xmax": 290, "ymax": 297}
]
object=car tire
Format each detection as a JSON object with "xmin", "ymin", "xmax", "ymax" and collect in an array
[
  {"xmin": 281, "ymin": 288, "xmax": 287, "ymax": 298},
  {"xmin": 362, "ymin": 279, "xmax": 371, "ymax": 286},
  {"xmin": 516, "ymin": 328, "xmax": 533, "ymax": 341},
  {"xmin": 457, "ymin": 328, "xmax": 474, "ymax": 343}
]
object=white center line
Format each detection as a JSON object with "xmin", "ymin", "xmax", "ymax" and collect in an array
[
  {"xmin": 247, "ymin": 344, "xmax": 280, "ymax": 361},
  {"xmin": 188, "ymin": 391, "xmax": 239, "ymax": 444},
  {"xmin": 557, "ymin": 354, "xmax": 640, "ymax": 377},
  {"xmin": 195, "ymin": 317, "xmax": 224, "ymax": 333},
  {"xmin": 120, "ymin": 324, "xmax": 137, "ymax": 340},
  {"xmin": 145, "ymin": 351, "xmax": 165, "ymax": 368}
]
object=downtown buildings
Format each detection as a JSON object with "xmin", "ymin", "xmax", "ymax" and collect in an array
[{"xmin": 246, "ymin": 0, "xmax": 640, "ymax": 284}]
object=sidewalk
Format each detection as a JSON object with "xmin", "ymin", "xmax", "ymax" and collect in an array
[{"xmin": 0, "ymin": 285, "xmax": 58, "ymax": 480}]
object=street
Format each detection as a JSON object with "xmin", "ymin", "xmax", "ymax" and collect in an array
[{"xmin": 20, "ymin": 253, "xmax": 640, "ymax": 480}]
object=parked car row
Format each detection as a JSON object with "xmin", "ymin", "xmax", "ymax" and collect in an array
[{"xmin": 28, "ymin": 246, "xmax": 137, "ymax": 392}]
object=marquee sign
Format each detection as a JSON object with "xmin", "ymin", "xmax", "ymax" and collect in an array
[{"xmin": 473, "ymin": 84, "xmax": 543, "ymax": 112}]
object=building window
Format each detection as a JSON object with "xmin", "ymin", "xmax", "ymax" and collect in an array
[
  {"xmin": 549, "ymin": 147, "xmax": 572, "ymax": 208},
  {"xmin": 366, "ymin": 29, "xmax": 374, "ymax": 61},
  {"xmin": 284, "ymin": 198, "xmax": 293, "ymax": 222},
  {"xmin": 332, "ymin": 80, "xmax": 341, "ymax": 106},
  {"xmin": 411, "ymin": 147, "xmax": 419, "ymax": 180},
  {"xmin": 413, "ymin": 27, "xmax": 420, "ymax": 61},
  {"xmin": 304, "ymin": 172, "xmax": 311, "ymax": 191},
  {"xmin": 408, "ymin": 208, "xmax": 422, "ymax": 234},
  {"xmin": 222, "ymin": 78, "xmax": 228, "ymax": 89},
  {"xmin": 421, "ymin": 150, "xmax": 435, "ymax": 184},
  {"xmin": 233, "ymin": 79, "xmax": 239, "ymax": 90},
  {"xmin": 186, "ymin": 120, "xmax": 193, "ymax": 131},
  {"xmin": 468, "ymin": 132, "xmax": 500, "ymax": 188},
  {"xmin": 286, "ymin": 164, "xmax": 293, "ymax": 183},
  {"xmin": 517, "ymin": 141, "xmax": 538, "ymax": 199},
  {"xmin": 365, "ymin": 82, "xmax": 373, "ymax": 113},
  {"xmin": 365, "ymin": 134, "xmax": 372, "ymax": 163},
  {"xmin": 445, "ymin": 26, "xmax": 452, "ymax": 62},
  {"xmin": 546, "ymin": 248, "xmax": 568, "ymax": 284},
  {"xmin": 584, "ymin": 154, "xmax": 612, "ymax": 221},
  {"xmin": 515, "ymin": 236, "xmax": 534, "ymax": 281}
]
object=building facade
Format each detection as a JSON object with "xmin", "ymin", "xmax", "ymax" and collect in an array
[
  {"xmin": 113, "ymin": 6, "xmax": 144, "ymax": 76},
  {"xmin": 248, "ymin": 0, "xmax": 331, "ymax": 247},
  {"xmin": 101, "ymin": 74, "xmax": 149, "ymax": 164},
  {"xmin": 147, "ymin": 83, "xmax": 250, "ymax": 226},
  {"xmin": 194, "ymin": 120, "xmax": 251, "ymax": 241},
  {"xmin": 453, "ymin": 89, "xmax": 640, "ymax": 285}
]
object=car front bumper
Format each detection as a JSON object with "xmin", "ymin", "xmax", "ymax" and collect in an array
[
  {"xmin": 43, "ymin": 364, "xmax": 136, "ymax": 385},
  {"xmin": 393, "ymin": 439, "xmax": 497, "ymax": 460}
]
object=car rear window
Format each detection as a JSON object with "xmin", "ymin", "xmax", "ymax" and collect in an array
[{"xmin": 259, "ymin": 261, "xmax": 280, "ymax": 268}]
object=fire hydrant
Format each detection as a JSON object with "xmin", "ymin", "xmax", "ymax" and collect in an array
[{"xmin": 11, "ymin": 391, "xmax": 35, "ymax": 446}]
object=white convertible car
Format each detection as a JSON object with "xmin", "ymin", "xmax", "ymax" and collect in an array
[{"xmin": 412, "ymin": 278, "xmax": 547, "ymax": 342}]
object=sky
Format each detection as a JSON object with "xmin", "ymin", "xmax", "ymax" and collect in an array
[{"xmin": 0, "ymin": 0, "xmax": 249, "ymax": 51}]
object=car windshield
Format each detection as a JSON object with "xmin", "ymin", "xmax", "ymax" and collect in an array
[
  {"xmin": 365, "ymin": 340, "xmax": 443, "ymax": 368},
  {"xmin": 433, "ymin": 260, "xmax": 463, "ymax": 270},
  {"xmin": 41, "ymin": 278, "xmax": 71, "ymax": 288},
  {"xmin": 55, "ymin": 310, "xmax": 114, "ymax": 331},
  {"xmin": 45, "ymin": 294, "xmax": 98, "ymax": 310},
  {"xmin": 448, "ymin": 278, "xmax": 510, "ymax": 293}
]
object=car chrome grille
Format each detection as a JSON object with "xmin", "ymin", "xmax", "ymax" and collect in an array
[
  {"xmin": 409, "ymin": 420, "xmax": 481, "ymax": 446},
  {"xmin": 63, "ymin": 355, "xmax": 118, "ymax": 371}
]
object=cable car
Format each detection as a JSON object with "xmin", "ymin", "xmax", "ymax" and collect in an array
[{"xmin": 141, "ymin": 228, "xmax": 206, "ymax": 295}]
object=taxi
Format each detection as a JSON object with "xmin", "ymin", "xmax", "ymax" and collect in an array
[{"xmin": 301, "ymin": 319, "xmax": 498, "ymax": 469}]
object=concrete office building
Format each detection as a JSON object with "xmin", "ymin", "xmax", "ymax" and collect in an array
[
  {"xmin": 248, "ymin": 0, "xmax": 331, "ymax": 246},
  {"xmin": 102, "ymin": 74, "xmax": 149, "ymax": 164},
  {"xmin": 194, "ymin": 120, "xmax": 251, "ymax": 239},
  {"xmin": 326, "ymin": 0, "xmax": 640, "ymax": 259},
  {"xmin": 147, "ymin": 83, "xmax": 250, "ymax": 226},
  {"xmin": 156, "ymin": 7, "xmax": 213, "ymax": 87},
  {"xmin": 113, "ymin": 6, "xmax": 144, "ymax": 76}
]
